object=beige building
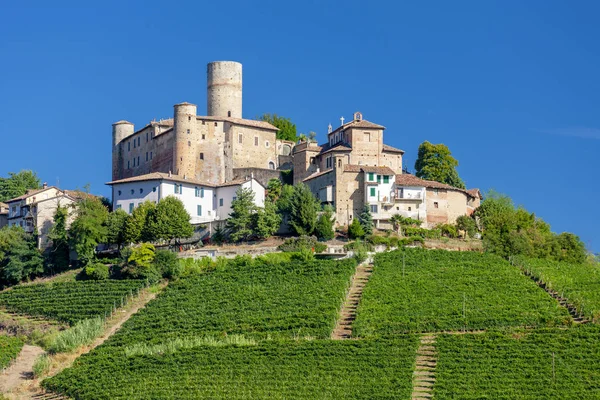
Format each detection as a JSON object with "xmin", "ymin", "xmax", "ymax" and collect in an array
[
  {"xmin": 4, "ymin": 185, "xmax": 88, "ymax": 250},
  {"xmin": 112, "ymin": 61, "xmax": 290, "ymax": 187},
  {"xmin": 299, "ymin": 112, "xmax": 480, "ymax": 229}
]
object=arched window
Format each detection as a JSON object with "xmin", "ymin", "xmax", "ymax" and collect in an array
[{"xmin": 268, "ymin": 161, "xmax": 276, "ymax": 170}]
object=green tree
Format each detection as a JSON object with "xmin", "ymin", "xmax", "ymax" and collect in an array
[
  {"xmin": 456, "ymin": 215, "xmax": 477, "ymax": 238},
  {"xmin": 226, "ymin": 187, "xmax": 257, "ymax": 242},
  {"xmin": 288, "ymin": 184, "xmax": 319, "ymax": 236},
  {"xmin": 266, "ymin": 179, "xmax": 283, "ymax": 202},
  {"xmin": 276, "ymin": 184, "xmax": 295, "ymax": 215},
  {"xmin": 122, "ymin": 243, "xmax": 159, "ymax": 281},
  {"xmin": 390, "ymin": 214, "xmax": 421, "ymax": 237},
  {"xmin": 69, "ymin": 196, "xmax": 109, "ymax": 265},
  {"xmin": 146, "ymin": 197, "xmax": 193, "ymax": 244},
  {"xmin": 348, "ymin": 218, "xmax": 365, "ymax": 239},
  {"xmin": 358, "ymin": 206, "xmax": 374, "ymax": 235},
  {"xmin": 0, "ymin": 226, "xmax": 44, "ymax": 285},
  {"xmin": 552, "ymin": 232, "xmax": 587, "ymax": 264},
  {"xmin": 47, "ymin": 205, "xmax": 70, "ymax": 273},
  {"xmin": 315, "ymin": 205, "xmax": 335, "ymax": 241},
  {"xmin": 124, "ymin": 201, "xmax": 156, "ymax": 244},
  {"xmin": 0, "ymin": 170, "xmax": 42, "ymax": 202},
  {"xmin": 105, "ymin": 209, "xmax": 128, "ymax": 250},
  {"xmin": 254, "ymin": 201, "xmax": 282, "ymax": 239},
  {"xmin": 414, "ymin": 141, "xmax": 465, "ymax": 189},
  {"xmin": 259, "ymin": 114, "xmax": 298, "ymax": 142}
]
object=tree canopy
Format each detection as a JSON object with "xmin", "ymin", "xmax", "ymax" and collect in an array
[
  {"xmin": 288, "ymin": 184, "xmax": 320, "ymax": 236},
  {"xmin": 0, "ymin": 170, "xmax": 42, "ymax": 202},
  {"xmin": 146, "ymin": 197, "xmax": 193, "ymax": 243},
  {"xmin": 259, "ymin": 114, "xmax": 298, "ymax": 142},
  {"xmin": 0, "ymin": 226, "xmax": 43, "ymax": 285},
  {"xmin": 414, "ymin": 141, "xmax": 465, "ymax": 189},
  {"xmin": 69, "ymin": 196, "xmax": 109, "ymax": 265},
  {"xmin": 226, "ymin": 187, "xmax": 257, "ymax": 242}
]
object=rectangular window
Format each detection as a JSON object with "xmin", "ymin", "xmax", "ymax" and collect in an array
[
  {"xmin": 128, "ymin": 142, "xmax": 130, "ymax": 151},
  {"xmin": 202, "ymin": 134, "xmax": 206, "ymax": 140},
  {"xmin": 137, "ymin": 156, "xmax": 140, "ymax": 166},
  {"xmin": 146, "ymin": 152, "xmax": 148, "ymax": 162},
  {"xmin": 383, "ymin": 175, "xmax": 389, "ymax": 184},
  {"xmin": 370, "ymin": 187, "xmax": 376, "ymax": 197},
  {"xmin": 368, "ymin": 172, "xmax": 374, "ymax": 181},
  {"xmin": 200, "ymin": 153, "xmax": 204, "ymax": 160},
  {"xmin": 129, "ymin": 203, "xmax": 134, "ymax": 213},
  {"xmin": 195, "ymin": 187, "xmax": 200, "ymax": 197},
  {"xmin": 238, "ymin": 133, "xmax": 243, "ymax": 144},
  {"xmin": 370, "ymin": 205, "xmax": 378, "ymax": 213},
  {"xmin": 200, "ymin": 187, "xmax": 204, "ymax": 198},
  {"xmin": 133, "ymin": 139, "xmax": 136, "ymax": 149},
  {"xmin": 377, "ymin": 175, "xmax": 381, "ymax": 183},
  {"xmin": 255, "ymin": 136, "xmax": 259, "ymax": 146},
  {"xmin": 197, "ymin": 205, "xmax": 202, "ymax": 216},
  {"xmin": 150, "ymin": 152, "xmax": 153, "ymax": 160},
  {"xmin": 219, "ymin": 198, "xmax": 223, "ymax": 207},
  {"xmin": 187, "ymin": 129, "xmax": 190, "ymax": 135},
  {"xmin": 175, "ymin": 184, "xmax": 182, "ymax": 194},
  {"xmin": 434, "ymin": 202, "xmax": 439, "ymax": 209},
  {"xmin": 146, "ymin": 132, "xmax": 149, "ymax": 142},
  {"xmin": 127, "ymin": 160, "xmax": 130, "ymax": 169},
  {"xmin": 116, "ymin": 204, "xmax": 122, "ymax": 210},
  {"xmin": 138, "ymin": 137, "xmax": 141, "ymax": 146}
]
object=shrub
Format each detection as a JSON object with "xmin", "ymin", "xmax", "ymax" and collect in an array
[
  {"xmin": 153, "ymin": 250, "xmax": 180, "ymax": 279},
  {"xmin": 48, "ymin": 317, "xmax": 104, "ymax": 354},
  {"xmin": 456, "ymin": 215, "xmax": 478, "ymax": 238},
  {"xmin": 80, "ymin": 262, "xmax": 109, "ymax": 281},
  {"xmin": 348, "ymin": 218, "xmax": 365, "ymax": 239},
  {"xmin": 366, "ymin": 235, "xmax": 391, "ymax": 247},
  {"xmin": 278, "ymin": 236, "xmax": 326, "ymax": 253},
  {"xmin": 178, "ymin": 257, "xmax": 215, "ymax": 277},
  {"xmin": 33, "ymin": 354, "xmax": 51, "ymax": 378},
  {"xmin": 291, "ymin": 247, "xmax": 315, "ymax": 262},
  {"xmin": 122, "ymin": 244, "xmax": 160, "ymax": 281},
  {"xmin": 314, "ymin": 207, "xmax": 335, "ymax": 241},
  {"xmin": 439, "ymin": 224, "xmax": 459, "ymax": 238}
]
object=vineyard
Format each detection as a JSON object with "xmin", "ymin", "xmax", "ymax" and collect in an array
[
  {"xmin": 434, "ymin": 325, "xmax": 600, "ymax": 398},
  {"xmin": 0, "ymin": 280, "xmax": 147, "ymax": 325},
  {"xmin": 354, "ymin": 248, "xmax": 571, "ymax": 336},
  {"xmin": 102, "ymin": 258, "xmax": 357, "ymax": 346},
  {"xmin": 0, "ymin": 335, "xmax": 23, "ymax": 369},
  {"xmin": 517, "ymin": 257, "xmax": 600, "ymax": 322},
  {"xmin": 43, "ymin": 338, "xmax": 418, "ymax": 399}
]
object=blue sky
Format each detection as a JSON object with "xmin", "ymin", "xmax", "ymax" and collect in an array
[{"xmin": 1, "ymin": 1, "xmax": 599, "ymax": 252}]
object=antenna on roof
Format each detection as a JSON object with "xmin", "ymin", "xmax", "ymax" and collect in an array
[{"xmin": 328, "ymin": 123, "xmax": 332, "ymax": 134}]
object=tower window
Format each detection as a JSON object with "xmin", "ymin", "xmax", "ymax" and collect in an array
[
  {"xmin": 238, "ymin": 133, "xmax": 243, "ymax": 144},
  {"xmin": 128, "ymin": 142, "xmax": 130, "ymax": 151},
  {"xmin": 200, "ymin": 153, "xmax": 204, "ymax": 160},
  {"xmin": 202, "ymin": 134, "xmax": 205, "ymax": 140},
  {"xmin": 138, "ymin": 137, "xmax": 140, "ymax": 146},
  {"xmin": 146, "ymin": 152, "xmax": 148, "ymax": 161},
  {"xmin": 188, "ymin": 141, "xmax": 191, "ymax": 147},
  {"xmin": 140, "ymin": 188, "xmax": 143, "ymax": 194},
  {"xmin": 227, "ymin": 111, "xmax": 231, "ymax": 117},
  {"xmin": 214, "ymin": 122, "xmax": 218, "ymax": 127},
  {"xmin": 265, "ymin": 141, "xmax": 270, "ymax": 148},
  {"xmin": 146, "ymin": 132, "xmax": 148, "ymax": 142},
  {"xmin": 187, "ymin": 129, "xmax": 190, "ymax": 134},
  {"xmin": 434, "ymin": 202, "xmax": 439, "ymax": 208},
  {"xmin": 118, "ymin": 190, "xmax": 122, "ymax": 196},
  {"xmin": 188, "ymin": 116, "xmax": 191, "ymax": 121},
  {"xmin": 150, "ymin": 152, "xmax": 153, "ymax": 160},
  {"xmin": 255, "ymin": 136, "xmax": 259, "ymax": 146}
]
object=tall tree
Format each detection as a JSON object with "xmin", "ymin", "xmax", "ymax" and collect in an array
[
  {"xmin": 124, "ymin": 201, "xmax": 156, "ymax": 244},
  {"xmin": 315, "ymin": 205, "xmax": 335, "ymax": 240},
  {"xmin": 226, "ymin": 187, "xmax": 256, "ymax": 242},
  {"xmin": 0, "ymin": 170, "xmax": 42, "ymax": 202},
  {"xmin": 289, "ymin": 184, "xmax": 319, "ymax": 236},
  {"xmin": 259, "ymin": 114, "xmax": 298, "ymax": 142},
  {"xmin": 266, "ymin": 179, "xmax": 282, "ymax": 202},
  {"xmin": 414, "ymin": 141, "xmax": 466, "ymax": 189},
  {"xmin": 253, "ymin": 201, "xmax": 282, "ymax": 239},
  {"xmin": 69, "ymin": 196, "xmax": 109, "ymax": 265},
  {"xmin": 47, "ymin": 205, "xmax": 71, "ymax": 273},
  {"xmin": 358, "ymin": 206, "xmax": 374, "ymax": 235},
  {"xmin": 105, "ymin": 209, "xmax": 129, "ymax": 250},
  {"xmin": 0, "ymin": 226, "xmax": 44, "ymax": 285},
  {"xmin": 146, "ymin": 197, "xmax": 193, "ymax": 244}
]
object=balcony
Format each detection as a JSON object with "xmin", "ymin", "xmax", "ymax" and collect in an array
[{"xmin": 394, "ymin": 191, "xmax": 422, "ymax": 201}]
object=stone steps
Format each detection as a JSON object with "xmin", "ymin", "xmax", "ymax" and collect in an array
[
  {"xmin": 411, "ymin": 334, "xmax": 438, "ymax": 400},
  {"xmin": 331, "ymin": 263, "xmax": 374, "ymax": 340}
]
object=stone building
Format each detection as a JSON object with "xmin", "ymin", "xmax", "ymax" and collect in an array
[
  {"xmin": 298, "ymin": 112, "xmax": 480, "ymax": 229},
  {"xmin": 112, "ymin": 61, "xmax": 290, "ymax": 187},
  {"xmin": 3, "ymin": 185, "xmax": 89, "ymax": 249},
  {"xmin": 0, "ymin": 202, "xmax": 8, "ymax": 229}
]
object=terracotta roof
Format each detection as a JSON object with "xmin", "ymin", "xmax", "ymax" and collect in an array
[
  {"xmin": 303, "ymin": 169, "xmax": 334, "ymax": 182},
  {"xmin": 319, "ymin": 143, "xmax": 352, "ymax": 155},
  {"xmin": 343, "ymin": 165, "xmax": 397, "ymax": 175},
  {"xmin": 64, "ymin": 190, "xmax": 97, "ymax": 200},
  {"xmin": 329, "ymin": 119, "xmax": 386, "ymax": 136},
  {"xmin": 382, "ymin": 144, "xmax": 405, "ymax": 154},
  {"xmin": 396, "ymin": 174, "xmax": 479, "ymax": 198},
  {"xmin": 197, "ymin": 116, "xmax": 278, "ymax": 131},
  {"xmin": 5, "ymin": 187, "xmax": 57, "ymax": 203},
  {"xmin": 219, "ymin": 178, "xmax": 265, "ymax": 188},
  {"xmin": 467, "ymin": 188, "xmax": 482, "ymax": 199},
  {"xmin": 106, "ymin": 173, "xmax": 217, "ymax": 188}
]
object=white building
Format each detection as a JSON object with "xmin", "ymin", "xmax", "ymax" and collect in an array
[{"xmin": 107, "ymin": 172, "xmax": 265, "ymax": 224}]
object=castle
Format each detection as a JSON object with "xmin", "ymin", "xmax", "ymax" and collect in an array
[{"xmin": 110, "ymin": 61, "xmax": 480, "ymax": 229}]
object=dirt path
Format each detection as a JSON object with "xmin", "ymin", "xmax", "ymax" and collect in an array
[
  {"xmin": 6, "ymin": 282, "xmax": 166, "ymax": 400},
  {"xmin": 411, "ymin": 334, "xmax": 437, "ymax": 400},
  {"xmin": 0, "ymin": 345, "xmax": 45, "ymax": 393},
  {"xmin": 331, "ymin": 262, "xmax": 373, "ymax": 340}
]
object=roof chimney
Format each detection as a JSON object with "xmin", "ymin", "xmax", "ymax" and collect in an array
[{"xmin": 42, "ymin": 182, "xmax": 48, "ymax": 189}]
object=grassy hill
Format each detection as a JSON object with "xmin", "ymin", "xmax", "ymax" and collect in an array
[{"xmin": 0, "ymin": 248, "xmax": 590, "ymax": 399}]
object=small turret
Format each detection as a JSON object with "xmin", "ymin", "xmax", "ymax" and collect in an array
[{"xmin": 112, "ymin": 120, "xmax": 134, "ymax": 181}]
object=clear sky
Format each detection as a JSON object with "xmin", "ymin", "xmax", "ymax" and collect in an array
[{"xmin": 1, "ymin": 1, "xmax": 599, "ymax": 252}]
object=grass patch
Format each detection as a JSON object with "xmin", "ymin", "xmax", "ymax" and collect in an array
[
  {"xmin": 47, "ymin": 318, "xmax": 104, "ymax": 354},
  {"xmin": 124, "ymin": 334, "xmax": 257, "ymax": 357}
]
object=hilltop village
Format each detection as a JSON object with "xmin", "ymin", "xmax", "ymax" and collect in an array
[{"xmin": 107, "ymin": 61, "xmax": 480, "ymax": 232}]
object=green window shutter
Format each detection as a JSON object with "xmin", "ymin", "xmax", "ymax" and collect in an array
[
  {"xmin": 201, "ymin": 188, "xmax": 204, "ymax": 198},
  {"xmin": 370, "ymin": 187, "xmax": 376, "ymax": 197},
  {"xmin": 197, "ymin": 205, "xmax": 202, "ymax": 216},
  {"xmin": 377, "ymin": 175, "xmax": 381, "ymax": 183},
  {"xmin": 174, "ymin": 185, "xmax": 177, "ymax": 194},
  {"xmin": 383, "ymin": 175, "xmax": 389, "ymax": 184},
  {"xmin": 368, "ymin": 172, "xmax": 374, "ymax": 181}
]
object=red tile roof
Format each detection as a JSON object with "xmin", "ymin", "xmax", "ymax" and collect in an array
[
  {"xmin": 396, "ymin": 174, "xmax": 479, "ymax": 198},
  {"xmin": 303, "ymin": 169, "xmax": 334, "ymax": 182},
  {"xmin": 382, "ymin": 144, "xmax": 405, "ymax": 154},
  {"xmin": 197, "ymin": 116, "xmax": 278, "ymax": 131},
  {"xmin": 344, "ymin": 165, "xmax": 397, "ymax": 175},
  {"xmin": 106, "ymin": 173, "xmax": 217, "ymax": 187},
  {"xmin": 5, "ymin": 187, "xmax": 57, "ymax": 203}
]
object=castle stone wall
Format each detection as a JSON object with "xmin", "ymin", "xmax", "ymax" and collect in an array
[{"xmin": 207, "ymin": 61, "xmax": 242, "ymax": 118}]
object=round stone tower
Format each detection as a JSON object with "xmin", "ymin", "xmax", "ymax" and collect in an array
[
  {"xmin": 112, "ymin": 120, "xmax": 134, "ymax": 180},
  {"xmin": 207, "ymin": 61, "xmax": 242, "ymax": 118},
  {"xmin": 173, "ymin": 102, "xmax": 198, "ymax": 177}
]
